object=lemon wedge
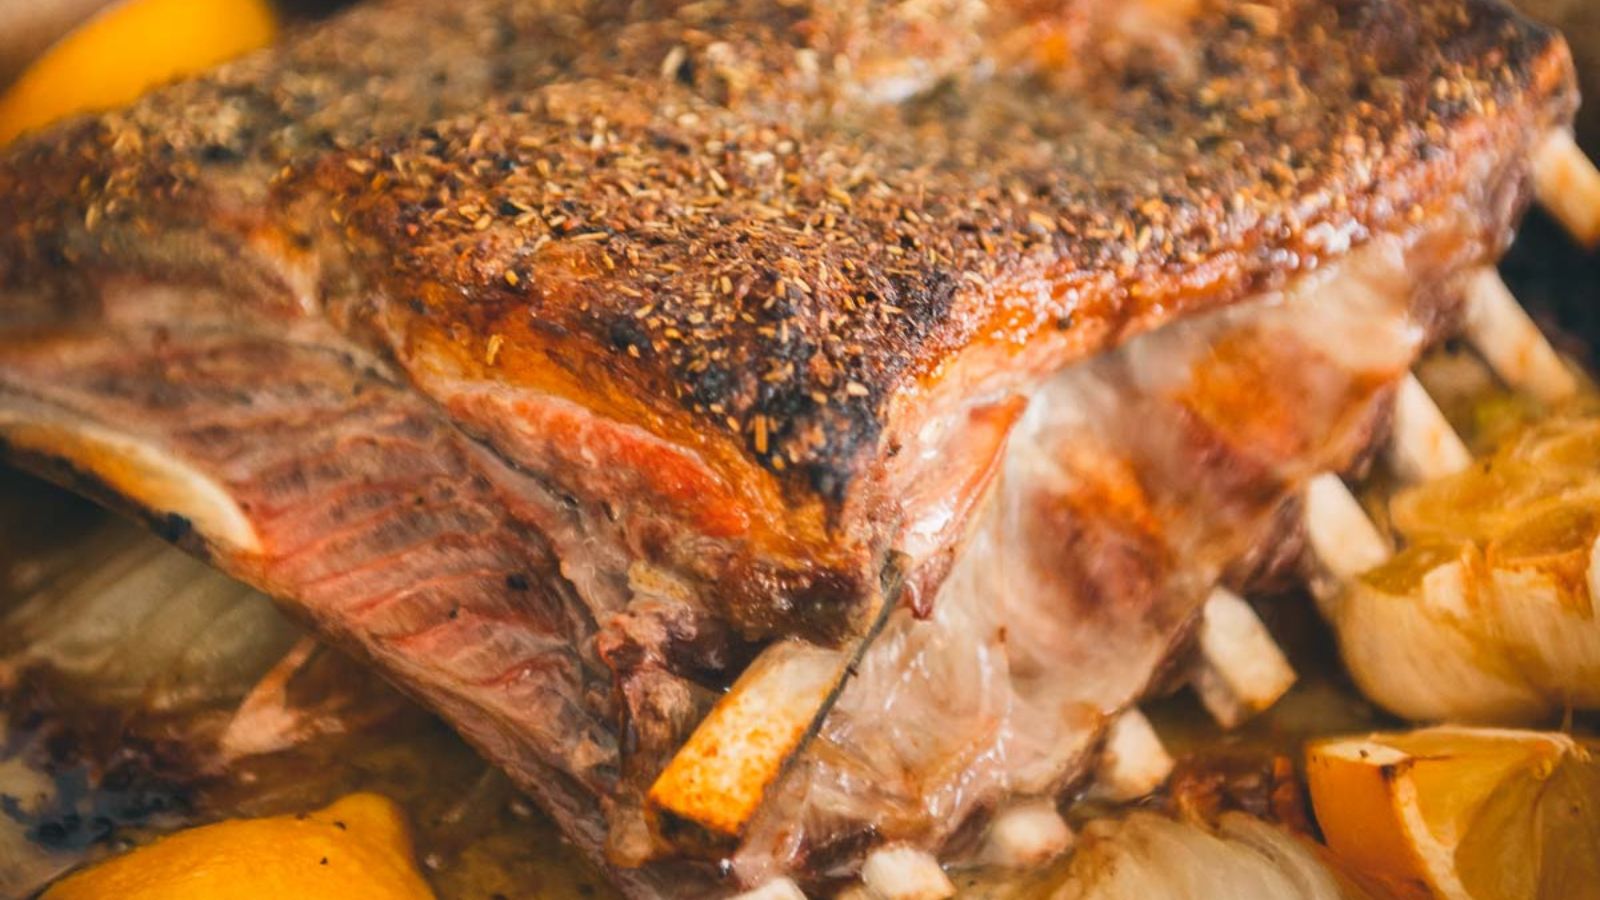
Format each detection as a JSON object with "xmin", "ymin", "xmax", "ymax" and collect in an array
[
  {"xmin": 0, "ymin": 0, "xmax": 278, "ymax": 145},
  {"xmin": 1306, "ymin": 727, "xmax": 1600, "ymax": 900},
  {"xmin": 42, "ymin": 792, "xmax": 436, "ymax": 900}
]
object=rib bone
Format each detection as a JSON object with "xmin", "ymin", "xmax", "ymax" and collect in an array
[
  {"xmin": 1304, "ymin": 473, "xmax": 1392, "ymax": 585},
  {"xmin": 860, "ymin": 846, "xmax": 956, "ymax": 900},
  {"xmin": 1533, "ymin": 130, "xmax": 1600, "ymax": 250},
  {"xmin": 1462, "ymin": 268, "xmax": 1579, "ymax": 405},
  {"xmin": 1090, "ymin": 709, "xmax": 1175, "ymax": 802},
  {"xmin": 1385, "ymin": 373, "xmax": 1473, "ymax": 483},
  {"xmin": 648, "ymin": 639, "xmax": 848, "ymax": 839},
  {"xmin": 980, "ymin": 800, "xmax": 1075, "ymax": 869},
  {"xmin": 648, "ymin": 563, "xmax": 902, "ymax": 845},
  {"xmin": 0, "ymin": 405, "xmax": 259, "ymax": 554},
  {"xmin": 1190, "ymin": 587, "xmax": 1297, "ymax": 729}
]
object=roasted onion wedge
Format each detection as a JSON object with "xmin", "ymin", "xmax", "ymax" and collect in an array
[{"xmin": 1332, "ymin": 408, "xmax": 1600, "ymax": 722}]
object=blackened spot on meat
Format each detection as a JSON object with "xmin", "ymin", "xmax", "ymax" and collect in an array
[
  {"xmin": 796, "ymin": 822, "xmax": 880, "ymax": 878},
  {"xmin": 654, "ymin": 808, "xmax": 738, "ymax": 858},
  {"xmin": 723, "ymin": 561, "xmax": 868, "ymax": 645},
  {"xmin": 153, "ymin": 512, "xmax": 193, "ymax": 544},
  {"xmin": 607, "ymin": 318, "xmax": 648, "ymax": 356},
  {"xmin": 675, "ymin": 55, "xmax": 697, "ymax": 87},
  {"xmin": 506, "ymin": 572, "xmax": 531, "ymax": 591},
  {"xmin": 646, "ymin": 129, "xmax": 692, "ymax": 154},
  {"xmin": 531, "ymin": 316, "xmax": 572, "ymax": 340},
  {"xmin": 889, "ymin": 269, "xmax": 958, "ymax": 334},
  {"xmin": 199, "ymin": 143, "xmax": 242, "ymax": 164},
  {"xmin": 806, "ymin": 464, "xmax": 844, "ymax": 502},
  {"xmin": 685, "ymin": 363, "xmax": 736, "ymax": 413}
]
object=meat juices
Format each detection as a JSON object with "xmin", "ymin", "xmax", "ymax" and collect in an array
[{"xmin": 0, "ymin": 0, "xmax": 1578, "ymax": 894}]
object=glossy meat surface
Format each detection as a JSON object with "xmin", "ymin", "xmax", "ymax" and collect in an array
[
  {"xmin": 0, "ymin": 0, "xmax": 1574, "ymax": 532},
  {"xmin": 0, "ymin": 0, "xmax": 1578, "ymax": 894}
]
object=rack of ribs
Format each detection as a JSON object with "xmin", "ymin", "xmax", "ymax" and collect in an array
[{"xmin": 0, "ymin": 0, "xmax": 1589, "ymax": 895}]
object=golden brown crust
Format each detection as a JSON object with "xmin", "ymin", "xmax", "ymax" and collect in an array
[{"xmin": 0, "ymin": 0, "xmax": 1579, "ymax": 521}]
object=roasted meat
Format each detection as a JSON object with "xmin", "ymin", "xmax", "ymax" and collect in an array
[{"xmin": 0, "ymin": 0, "xmax": 1578, "ymax": 894}]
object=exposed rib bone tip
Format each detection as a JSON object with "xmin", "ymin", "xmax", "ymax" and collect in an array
[
  {"xmin": 1385, "ymin": 373, "xmax": 1472, "ymax": 483},
  {"xmin": 731, "ymin": 878, "xmax": 809, "ymax": 900},
  {"xmin": 0, "ymin": 408, "xmax": 261, "ymax": 554},
  {"xmin": 1191, "ymin": 587, "xmax": 1296, "ymax": 729},
  {"xmin": 1462, "ymin": 267, "xmax": 1579, "ymax": 405},
  {"xmin": 1090, "ymin": 709, "xmax": 1174, "ymax": 802},
  {"xmin": 648, "ymin": 639, "xmax": 846, "ymax": 839},
  {"xmin": 1303, "ymin": 473, "xmax": 1391, "ymax": 584},
  {"xmin": 1533, "ymin": 130, "xmax": 1600, "ymax": 250},
  {"xmin": 981, "ymin": 800, "xmax": 1075, "ymax": 869},
  {"xmin": 860, "ymin": 845, "xmax": 956, "ymax": 900}
]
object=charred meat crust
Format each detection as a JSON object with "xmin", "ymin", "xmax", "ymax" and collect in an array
[
  {"xmin": 0, "ymin": 0, "xmax": 1578, "ymax": 520},
  {"xmin": 0, "ymin": 0, "xmax": 1582, "ymax": 895}
]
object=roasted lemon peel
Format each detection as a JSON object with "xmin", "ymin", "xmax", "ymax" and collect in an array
[
  {"xmin": 1307, "ymin": 727, "xmax": 1600, "ymax": 900},
  {"xmin": 42, "ymin": 792, "xmax": 436, "ymax": 900},
  {"xmin": 0, "ymin": 0, "xmax": 278, "ymax": 145}
]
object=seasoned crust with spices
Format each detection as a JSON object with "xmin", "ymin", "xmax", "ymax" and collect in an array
[
  {"xmin": 0, "ymin": 0, "xmax": 1582, "ymax": 893},
  {"xmin": 0, "ymin": 0, "xmax": 1576, "ymax": 526}
]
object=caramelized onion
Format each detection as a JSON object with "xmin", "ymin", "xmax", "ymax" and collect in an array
[
  {"xmin": 1330, "ymin": 411, "xmax": 1600, "ymax": 723},
  {"xmin": 1050, "ymin": 813, "xmax": 1365, "ymax": 900},
  {"xmin": 1, "ymin": 519, "xmax": 298, "ymax": 711}
]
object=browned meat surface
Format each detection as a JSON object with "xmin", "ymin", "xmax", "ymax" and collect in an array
[
  {"xmin": 1517, "ymin": 0, "xmax": 1600, "ymax": 147},
  {"xmin": 0, "ymin": 0, "xmax": 1577, "ymax": 894}
]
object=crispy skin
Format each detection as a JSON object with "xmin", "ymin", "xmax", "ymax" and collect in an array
[
  {"xmin": 0, "ymin": 0, "xmax": 1580, "ymax": 893},
  {"xmin": 1, "ymin": 0, "xmax": 1576, "ymax": 535}
]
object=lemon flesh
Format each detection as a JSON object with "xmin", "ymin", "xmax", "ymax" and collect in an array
[
  {"xmin": 0, "ymin": 0, "xmax": 278, "ymax": 145},
  {"xmin": 42, "ymin": 792, "xmax": 436, "ymax": 900},
  {"xmin": 1307, "ymin": 727, "xmax": 1600, "ymax": 900}
]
